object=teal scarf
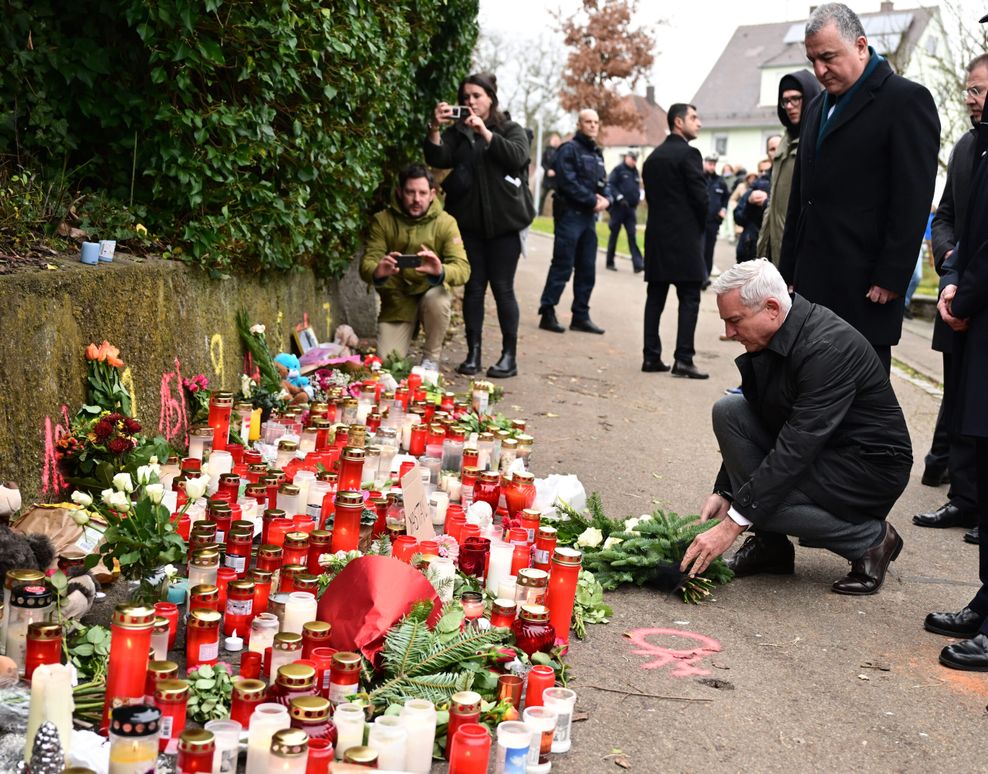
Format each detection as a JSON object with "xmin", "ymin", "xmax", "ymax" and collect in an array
[{"xmin": 816, "ymin": 47, "xmax": 884, "ymax": 154}]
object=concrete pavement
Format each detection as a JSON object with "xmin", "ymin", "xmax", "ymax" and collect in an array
[{"xmin": 436, "ymin": 233, "xmax": 983, "ymax": 773}]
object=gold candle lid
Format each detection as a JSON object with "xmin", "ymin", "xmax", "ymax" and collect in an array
[
  {"xmin": 188, "ymin": 608, "xmax": 222, "ymax": 628},
  {"xmin": 278, "ymin": 440, "xmax": 299, "ymax": 451},
  {"xmin": 343, "ymin": 746, "xmax": 378, "ymax": 765},
  {"xmin": 228, "ymin": 579, "xmax": 255, "ymax": 595},
  {"xmin": 276, "ymin": 663, "xmax": 316, "ymax": 688},
  {"xmin": 4, "ymin": 569, "xmax": 45, "ymax": 590},
  {"xmin": 517, "ymin": 568, "xmax": 549, "ymax": 587},
  {"xmin": 515, "ymin": 473, "xmax": 536, "ymax": 485},
  {"xmin": 178, "ymin": 728, "xmax": 215, "ymax": 752},
  {"xmin": 271, "ymin": 728, "xmax": 309, "ymax": 758},
  {"xmin": 232, "ymin": 677, "xmax": 267, "ymax": 700},
  {"xmin": 258, "ymin": 544, "xmax": 284, "ymax": 559},
  {"xmin": 152, "ymin": 616, "xmax": 170, "ymax": 634},
  {"xmin": 331, "ymin": 651, "xmax": 361, "ymax": 672},
  {"xmin": 309, "ymin": 529, "xmax": 333, "ymax": 546},
  {"xmin": 334, "ymin": 490, "xmax": 364, "ymax": 507},
  {"xmin": 279, "ymin": 484, "xmax": 301, "ymax": 496},
  {"xmin": 190, "ymin": 548, "xmax": 220, "ymax": 567},
  {"xmin": 190, "ymin": 584, "xmax": 219, "ymax": 599},
  {"xmin": 284, "ymin": 531, "xmax": 309, "ymax": 548},
  {"xmin": 112, "ymin": 603, "xmax": 157, "ymax": 629},
  {"xmin": 154, "ymin": 678, "xmax": 190, "ymax": 702},
  {"xmin": 552, "ymin": 546, "xmax": 583, "ymax": 566},
  {"xmin": 519, "ymin": 604, "xmax": 550, "ymax": 623},
  {"xmin": 341, "ymin": 446, "xmax": 366, "ymax": 462},
  {"xmin": 148, "ymin": 660, "xmax": 179, "ymax": 678},
  {"xmin": 273, "ymin": 632, "xmax": 303, "ymax": 650},
  {"xmin": 450, "ymin": 690, "xmax": 482, "ymax": 713},
  {"xmin": 27, "ymin": 622, "xmax": 62, "ymax": 640},
  {"xmin": 289, "ymin": 695, "xmax": 331, "ymax": 722}
]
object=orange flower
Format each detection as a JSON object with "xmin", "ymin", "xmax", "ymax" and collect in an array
[
  {"xmin": 85, "ymin": 343, "xmax": 102, "ymax": 361},
  {"xmin": 103, "ymin": 342, "xmax": 124, "ymax": 368}
]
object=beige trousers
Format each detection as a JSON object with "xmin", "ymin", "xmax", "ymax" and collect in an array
[{"xmin": 377, "ymin": 284, "xmax": 452, "ymax": 362}]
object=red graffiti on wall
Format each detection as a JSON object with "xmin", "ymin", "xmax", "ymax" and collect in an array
[
  {"xmin": 158, "ymin": 357, "xmax": 189, "ymax": 446},
  {"xmin": 625, "ymin": 627, "xmax": 722, "ymax": 677},
  {"xmin": 40, "ymin": 404, "xmax": 72, "ymax": 495}
]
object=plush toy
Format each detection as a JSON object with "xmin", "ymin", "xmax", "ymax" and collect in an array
[
  {"xmin": 0, "ymin": 483, "xmax": 97, "ymax": 620},
  {"xmin": 274, "ymin": 353, "xmax": 312, "ymax": 404}
]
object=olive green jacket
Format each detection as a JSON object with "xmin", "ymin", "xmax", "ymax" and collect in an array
[
  {"xmin": 757, "ymin": 129, "xmax": 797, "ymax": 265},
  {"xmin": 360, "ymin": 195, "xmax": 470, "ymax": 323}
]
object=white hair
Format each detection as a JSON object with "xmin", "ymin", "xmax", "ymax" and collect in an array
[
  {"xmin": 806, "ymin": 3, "xmax": 865, "ymax": 44},
  {"xmin": 711, "ymin": 259, "xmax": 793, "ymax": 315}
]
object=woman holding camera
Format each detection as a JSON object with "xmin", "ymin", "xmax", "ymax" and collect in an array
[{"xmin": 424, "ymin": 72, "xmax": 535, "ymax": 378}]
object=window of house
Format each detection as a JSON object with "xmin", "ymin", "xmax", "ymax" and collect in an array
[{"xmin": 714, "ymin": 135, "xmax": 728, "ymax": 156}]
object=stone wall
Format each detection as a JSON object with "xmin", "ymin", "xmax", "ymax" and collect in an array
[{"xmin": 0, "ymin": 253, "xmax": 377, "ymax": 505}]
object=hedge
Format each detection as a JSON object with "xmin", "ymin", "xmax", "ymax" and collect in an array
[{"xmin": 1, "ymin": 0, "xmax": 479, "ymax": 276}]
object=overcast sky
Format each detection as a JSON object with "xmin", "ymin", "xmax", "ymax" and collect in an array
[{"xmin": 478, "ymin": 0, "xmax": 982, "ymax": 112}]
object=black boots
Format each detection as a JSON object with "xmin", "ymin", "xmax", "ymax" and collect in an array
[
  {"xmin": 487, "ymin": 345, "xmax": 517, "ymax": 379},
  {"xmin": 538, "ymin": 307, "xmax": 565, "ymax": 333},
  {"xmin": 457, "ymin": 334, "xmax": 482, "ymax": 375}
]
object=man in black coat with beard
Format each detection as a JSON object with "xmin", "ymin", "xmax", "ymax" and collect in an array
[
  {"xmin": 778, "ymin": 3, "xmax": 939, "ymax": 374},
  {"xmin": 640, "ymin": 103, "xmax": 710, "ymax": 379}
]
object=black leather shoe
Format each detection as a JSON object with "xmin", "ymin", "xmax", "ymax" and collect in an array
[
  {"xmin": 606, "ymin": 263, "xmax": 617, "ymax": 271},
  {"xmin": 965, "ymin": 525, "xmax": 980, "ymax": 544},
  {"xmin": 726, "ymin": 534, "xmax": 795, "ymax": 577},
  {"xmin": 671, "ymin": 360, "xmax": 709, "ymax": 379},
  {"xmin": 912, "ymin": 502, "xmax": 977, "ymax": 529},
  {"xmin": 486, "ymin": 351, "xmax": 517, "ymax": 379},
  {"xmin": 921, "ymin": 466, "xmax": 950, "ymax": 486},
  {"xmin": 641, "ymin": 360, "xmax": 670, "ymax": 373},
  {"xmin": 939, "ymin": 633, "xmax": 988, "ymax": 671},
  {"xmin": 456, "ymin": 342, "xmax": 482, "ymax": 375},
  {"xmin": 538, "ymin": 309, "xmax": 565, "ymax": 333},
  {"xmin": 831, "ymin": 522, "xmax": 903, "ymax": 596},
  {"xmin": 925, "ymin": 607, "xmax": 986, "ymax": 638},
  {"xmin": 570, "ymin": 318, "xmax": 605, "ymax": 334}
]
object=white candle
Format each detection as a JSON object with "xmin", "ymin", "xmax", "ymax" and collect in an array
[
  {"xmin": 487, "ymin": 540, "xmax": 514, "ymax": 595},
  {"xmin": 368, "ymin": 715, "xmax": 407, "ymax": 770},
  {"xmin": 429, "ymin": 557, "xmax": 456, "ymax": 603},
  {"xmin": 333, "ymin": 702, "xmax": 366, "ymax": 761},
  {"xmin": 495, "ymin": 720, "xmax": 531, "ymax": 774},
  {"xmin": 399, "ymin": 699, "xmax": 436, "ymax": 774},
  {"xmin": 401, "ymin": 415, "xmax": 421, "ymax": 452},
  {"xmin": 446, "ymin": 476, "xmax": 462, "ymax": 503},
  {"xmin": 305, "ymin": 480, "xmax": 330, "ymax": 523},
  {"xmin": 293, "ymin": 471, "xmax": 315, "ymax": 513},
  {"xmin": 25, "ymin": 663, "xmax": 73, "ymax": 761},
  {"xmin": 543, "ymin": 687, "xmax": 577, "ymax": 753},
  {"xmin": 208, "ymin": 450, "xmax": 233, "ymax": 479},
  {"xmin": 204, "ymin": 718, "xmax": 242, "ymax": 774},
  {"xmin": 498, "ymin": 577, "xmax": 517, "ymax": 603},
  {"xmin": 281, "ymin": 592, "xmax": 317, "ymax": 634},
  {"xmin": 522, "ymin": 705, "xmax": 557, "ymax": 770},
  {"xmin": 245, "ymin": 703, "xmax": 290, "ymax": 774},
  {"xmin": 277, "ymin": 489, "xmax": 303, "ymax": 516},
  {"xmin": 429, "ymin": 491, "xmax": 449, "ymax": 530}
]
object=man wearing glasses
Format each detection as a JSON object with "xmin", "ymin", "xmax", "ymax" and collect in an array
[
  {"xmin": 778, "ymin": 3, "xmax": 939, "ymax": 373},
  {"xmin": 756, "ymin": 71, "xmax": 821, "ymax": 264}
]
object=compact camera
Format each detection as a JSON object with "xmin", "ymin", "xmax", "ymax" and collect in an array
[
  {"xmin": 447, "ymin": 106, "xmax": 471, "ymax": 119},
  {"xmin": 395, "ymin": 254, "xmax": 423, "ymax": 269}
]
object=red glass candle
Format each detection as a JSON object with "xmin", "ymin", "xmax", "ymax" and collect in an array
[
  {"xmin": 458, "ymin": 536, "xmax": 490, "ymax": 580},
  {"xmin": 145, "ymin": 660, "xmax": 179, "ymax": 704},
  {"xmin": 283, "ymin": 531, "xmax": 310, "ymax": 566},
  {"xmin": 174, "ymin": 512, "xmax": 191, "ymax": 541},
  {"xmin": 448, "ymin": 722, "xmax": 491, "ymax": 774},
  {"xmin": 397, "ymin": 459, "xmax": 415, "ymax": 484},
  {"xmin": 215, "ymin": 567, "xmax": 237, "ymax": 610},
  {"xmin": 268, "ymin": 663, "xmax": 319, "ymax": 708},
  {"xmin": 263, "ymin": 473, "xmax": 283, "ymax": 510},
  {"xmin": 290, "ymin": 695, "xmax": 338, "ymax": 745},
  {"xmin": 177, "ymin": 728, "xmax": 215, "ymax": 773},
  {"xmin": 224, "ymin": 529, "xmax": 253, "ymax": 578},
  {"xmin": 391, "ymin": 535, "xmax": 418, "ymax": 563},
  {"xmin": 369, "ymin": 496, "xmax": 388, "ymax": 538},
  {"xmin": 532, "ymin": 526, "xmax": 557, "ymax": 573},
  {"xmin": 458, "ymin": 522, "xmax": 480, "ymax": 546},
  {"xmin": 102, "ymin": 604, "xmax": 156, "ymax": 730},
  {"xmin": 208, "ymin": 391, "xmax": 233, "ymax": 452},
  {"xmin": 155, "ymin": 678, "xmax": 190, "ymax": 751},
  {"xmin": 459, "ymin": 591, "xmax": 485, "ymax": 623},
  {"xmin": 408, "ymin": 424, "xmax": 427, "ymax": 457},
  {"xmin": 546, "ymin": 547, "xmax": 582, "ymax": 643},
  {"xmin": 227, "ymin": 442, "xmax": 245, "ymax": 466},
  {"xmin": 230, "ymin": 678, "xmax": 267, "ymax": 727},
  {"xmin": 218, "ymin": 473, "xmax": 241, "ymax": 502},
  {"xmin": 331, "ymin": 491, "xmax": 364, "ymax": 553},
  {"xmin": 279, "ymin": 564, "xmax": 307, "ymax": 594},
  {"xmin": 307, "ymin": 530, "xmax": 332, "ymax": 573},
  {"xmin": 328, "ymin": 651, "xmax": 361, "ymax": 706},
  {"xmin": 309, "ymin": 646, "xmax": 337, "ymax": 699},
  {"xmin": 248, "ymin": 569, "xmax": 273, "ymax": 615},
  {"xmin": 446, "ymin": 511, "xmax": 466, "ymax": 543},
  {"xmin": 189, "ymin": 584, "xmax": 220, "ymax": 613},
  {"xmin": 445, "ymin": 691, "xmax": 482, "ymax": 760},
  {"xmin": 292, "ymin": 513, "xmax": 315, "ymax": 535},
  {"xmin": 489, "ymin": 599, "xmax": 516, "ymax": 629},
  {"xmin": 302, "ymin": 621, "xmax": 332, "ymax": 659},
  {"xmin": 256, "ymin": 544, "xmax": 284, "ymax": 574},
  {"xmin": 224, "ymin": 580, "xmax": 255, "ymax": 637},
  {"xmin": 207, "ymin": 501, "xmax": 232, "ymax": 544},
  {"xmin": 25, "ymin": 622, "xmax": 62, "ymax": 679},
  {"xmin": 512, "ymin": 605, "xmax": 556, "ymax": 657},
  {"xmin": 239, "ymin": 650, "xmax": 262, "ymax": 679},
  {"xmin": 444, "ymin": 503, "xmax": 465, "ymax": 534},
  {"xmin": 186, "ymin": 609, "xmax": 222, "ymax": 669},
  {"xmin": 460, "ymin": 466, "xmax": 479, "ymax": 497},
  {"xmin": 268, "ymin": 517, "xmax": 295, "ymax": 548},
  {"xmin": 313, "ymin": 419, "xmax": 332, "ymax": 450},
  {"xmin": 246, "ymin": 464, "xmax": 269, "ymax": 486},
  {"xmin": 306, "ymin": 737, "xmax": 334, "ymax": 774},
  {"xmin": 509, "ymin": 527, "xmax": 532, "ymax": 575},
  {"xmin": 338, "ymin": 447, "xmax": 365, "ymax": 491},
  {"xmin": 525, "ymin": 664, "xmax": 555, "ymax": 708},
  {"xmin": 473, "ymin": 470, "xmax": 500, "ymax": 511},
  {"xmin": 505, "ymin": 477, "xmax": 537, "ymax": 521}
]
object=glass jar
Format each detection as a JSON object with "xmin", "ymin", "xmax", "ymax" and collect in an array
[
  {"xmin": 441, "ymin": 429, "xmax": 465, "ymax": 474},
  {"xmin": 328, "ymin": 651, "xmax": 361, "ymax": 707},
  {"xmin": 302, "ymin": 621, "xmax": 332, "ymax": 659},
  {"xmin": 532, "ymin": 526, "xmax": 557, "ymax": 573},
  {"xmin": 546, "ymin": 547, "xmax": 582, "ymax": 644},
  {"xmin": 256, "ymin": 543, "xmax": 284, "ymax": 574},
  {"xmin": 155, "ymin": 678, "xmax": 189, "ymax": 751},
  {"xmin": 516, "ymin": 568, "xmax": 549, "ymax": 607},
  {"xmin": 471, "ymin": 381, "xmax": 492, "ymax": 415},
  {"xmin": 208, "ymin": 391, "xmax": 234, "ymax": 452},
  {"xmin": 224, "ymin": 579, "xmax": 255, "ymax": 637},
  {"xmin": 5, "ymin": 583, "xmax": 54, "ymax": 674},
  {"xmin": 331, "ymin": 491, "xmax": 364, "ymax": 553},
  {"xmin": 312, "ymin": 418, "xmax": 332, "ymax": 450},
  {"xmin": 508, "ymin": 528, "xmax": 531, "ymax": 576},
  {"xmin": 268, "ymin": 663, "xmax": 319, "ymax": 708},
  {"xmin": 445, "ymin": 690, "xmax": 482, "ymax": 760},
  {"xmin": 305, "ymin": 737, "xmax": 334, "ymax": 774},
  {"xmin": 188, "ymin": 548, "xmax": 220, "ymax": 588},
  {"xmin": 506, "ymin": 477, "xmax": 537, "ymax": 521},
  {"xmin": 459, "ymin": 591, "xmax": 485, "ymax": 624},
  {"xmin": 333, "ymin": 703, "xmax": 366, "ymax": 762},
  {"xmin": 224, "ymin": 529, "xmax": 253, "ymax": 577},
  {"xmin": 246, "ymin": 569, "xmax": 272, "ymax": 616},
  {"xmin": 145, "ymin": 660, "xmax": 179, "ymax": 704},
  {"xmin": 177, "ymin": 728, "xmax": 215, "ymax": 773},
  {"xmin": 511, "ymin": 605, "xmax": 556, "ymax": 657},
  {"xmin": 460, "ymin": 466, "xmax": 480, "ymax": 508},
  {"xmin": 271, "ymin": 728, "xmax": 309, "ymax": 774},
  {"xmin": 188, "ymin": 425, "xmax": 214, "ymax": 461},
  {"xmin": 282, "ymin": 591, "xmax": 318, "ymax": 635},
  {"xmin": 473, "ymin": 470, "xmax": 501, "ymax": 512},
  {"xmin": 282, "ymin": 531, "xmax": 310, "ymax": 566},
  {"xmin": 279, "ymin": 564, "xmax": 307, "ymax": 594},
  {"xmin": 186, "ymin": 609, "xmax": 222, "ymax": 670},
  {"xmin": 25, "ymin": 621, "xmax": 62, "ymax": 679},
  {"xmin": 278, "ymin": 484, "xmax": 303, "ymax": 517},
  {"xmin": 458, "ymin": 537, "xmax": 490, "ymax": 580},
  {"xmin": 249, "ymin": 612, "xmax": 281, "ymax": 656},
  {"xmin": 270, "ymin": 632, "xmax": 303, "ymax": 676},
  {"xmin": 368, "ymin": 715, "xmax": 407, "ymax": 770},
  {"xmin": 230, "ymin": 677, "xmax": 268, "ymax": 727},
  {"xmin": 189, "ymin": 584, "xmax": 220, "ymax": 613},
  {"xmin": 207, "ymin": 500, "xmax": 232, "ymax": 544},
  {"xmin": 448, "ymin": 722, "xmax": 491, "ymax": 774},
  {"xmin": 489, "ymin": 598, "xmax": 517, "ymax": 629},
  {"xmin": 290, "ymin": 695, "xmax": 338, "ymax": 745},
  {"xmin": 108, "ymin": 704, "xmax": 161, "ymax": 773},
  {"xmin": 485, "ymin": 540, "xmax": 514, "ymax": 596},
  {"xmin": 150, "ymin": 615, "xmax": 170, "ymax": 661},
  {"xmin": 524, "ymin": 664, "xmax": 556, "ymax": 709},
  {"xmin": 515, "ymin": 434, "xmax": 533, "ymax": 467},
  {"xmin": 239, "ymin": 651, "xmax": 262, "ymax": 679},
  {"xmin": 2, "ymin": 568, "xmax": 45, "ymax": 651},
  {"xmin": 338, "ymin": 447, "xmax": 365, "ymax": 491},
  {"xmin": 307, "ymin": 530, "xmax": 332, "ymax": 574}
]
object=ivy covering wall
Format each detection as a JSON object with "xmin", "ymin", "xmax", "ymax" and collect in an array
[{"xmin": 0, "ymin": 0, "xmax": 479, "ymax": 276}]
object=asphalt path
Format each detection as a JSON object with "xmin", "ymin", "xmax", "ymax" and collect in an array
[{"xmin": 439, "ymin": 233, "xmax": 984, "ymax": 774}]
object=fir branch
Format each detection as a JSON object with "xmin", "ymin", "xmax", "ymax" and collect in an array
[
  {"xmin": 381, "ymin": 612, "xmax": 433, "ymax": 679},
  {"xmin": 407, "ymin": 627, "xmax": 509, "ymax": 677}
]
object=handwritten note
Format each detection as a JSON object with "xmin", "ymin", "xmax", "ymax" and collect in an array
[{"xmin": 401, "ymin": 465, "xmax": 435, "ymax": 540}]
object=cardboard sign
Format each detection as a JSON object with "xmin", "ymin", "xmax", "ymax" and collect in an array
[{"xmin": 401, "ymin": 465, "xmax": 435, "ymax": 540}]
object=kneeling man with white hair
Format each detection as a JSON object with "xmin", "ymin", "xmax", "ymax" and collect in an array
[{"xmin": 681, "ymin": 259, "xmax": 911, "ymax": 595}]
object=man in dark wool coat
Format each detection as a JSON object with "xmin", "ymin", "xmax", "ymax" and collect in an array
[
  {"xmin": 778, "ymin": 3, "xmax": 940, "ymax": 373},
  {"xmin": 924, "ymin": 15, "xmax": 988, "ymax": 671}
]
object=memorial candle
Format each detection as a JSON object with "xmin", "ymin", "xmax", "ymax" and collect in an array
[
  {"xmin": 102, "ymin": 604, "xmax": 156, "ymax": 730},
  {"xmin": 302, "ymin": 620, "xmax": 332, "ymax": 659},
  {"xmin": 248, "ymin": 569, "xmax": 273, "ymax": 615},
  {"xmin": 270, "ymin": 728, "xmax": 309, "ymax": 774},
  {"xmin": 224, "ymin": 580, "xmax": 255, "ymax": 637},
  {"xmin": 155, "ymin": 679, "xmax": 190, "ymax": 752},
  {"xmin": 185, "ymin": 609, "xmax": 221, "ymax": 670},
  {"xmin": 542, "ymin": 687, "xmax": 576, "ymax": 753},
  {"xmin": 448, "ymin": 723, "xmax": 491, "ymax": 774},
  {"xmin": 108, "ymin": 705, "xmax": 161, "ymax": 772},
  {"xmin": 282, "ymin": 592, "xmax": 318, "ymax": 635},
  {"xmin": 524, "ymin": 664, "xmax": 556, "ymax": 708},
  {"xmin": 331, "ymin": 491, "xmax": 364, "ymax": 553},
  {"xmin": 368, "ymin": 715, "xmax": 407, "ymax": 770},
  {"xmin": 400, "ymin": 699, "xmax": 437, "ymax": 773},
  {"xmin": 230, "ymin": 678, "xmax": 267, "ymax": 727},
  {"xmin": 24, "ymin": 622, "xmax": 62, "ymax": 679},
  {"xmin": 332, "ymin": 702, "xmax": 365, "ymax": 761},
  {"xmin": 494, "ymin": 720, "xmax": 531, "ymax": 774},
  {"xmin": 522, "ymin": 706, "xmax": 557, "ymax": 771},
  {"xmin": 208, "ymin": 391, "xmax": 234, "ymax": 452},
  {"xmin": 445, "ymin": 691, "xmax": 481, "ymax": 760},
  {"xmin": 546, "ymin": 547, "xmax": 583, "ymax": 643},
  {"xmin": 337, "ymin": 447, "xmax": 365, "ymax": 491},
  {"xmin": 245, "ymin": 703, "xmax": 291, "ymax": 774}
]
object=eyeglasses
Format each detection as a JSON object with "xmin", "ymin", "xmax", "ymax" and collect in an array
[
  {"xmin": 964, "ymin": 85, "xmax": 988, "ymax": 99},
  {"xmin": 779, "ymin": 96, "xmax": 803, "ymax": 108}
]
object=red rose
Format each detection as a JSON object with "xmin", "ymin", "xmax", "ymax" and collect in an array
[
  {"xmin": 107, "ymin": 437, "xmax": 131, "ymax": 455},
  {"xmin": 123, "ymin": 417, "xmax": 141, "ymax": 434},
  {"xmin": 106, "ymin": 412, "xmax": 123, "ymax": 423},
  {"xmin": 93, "ymin": 420, "xmax": 114, "ymax": 441}
]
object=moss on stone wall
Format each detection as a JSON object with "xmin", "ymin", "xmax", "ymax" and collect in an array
[{"xmin": 0, "ymin": 253, "xmax": 376, "ymax": 505}]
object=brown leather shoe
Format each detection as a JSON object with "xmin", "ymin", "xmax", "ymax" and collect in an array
[
  {"xmin": 831, "ymin": 522, "xmax": 903, "ymax": 596},
  {"xmin": 726, "ymin": 533, "xmax": 795, "ymax": 577}
]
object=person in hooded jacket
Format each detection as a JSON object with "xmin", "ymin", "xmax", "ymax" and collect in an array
[
  {"xmin": 756, "ymin": 70, "xmax": 821, "ymax": 264},
  {"xmin": 424, "ymin": 73, "xmax": 535, "ymax": 379}
]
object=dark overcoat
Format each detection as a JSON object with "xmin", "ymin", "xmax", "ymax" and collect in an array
[
  {"xmin": 942, "ymin": 123, "xmax": 988, "ymax": 439},
  {"xmin": 778, "ymin": 58, "xmax": 940, "ymax": 346},
  {"xmin": 641, "ymin": 134, "xmax": 708, "ymax": 284},
  {"xmin": 714, "ymin": 295, "xmax": 912, "ymax": 524}
]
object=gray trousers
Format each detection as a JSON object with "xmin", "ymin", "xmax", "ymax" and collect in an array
[{"xmin": 713, "ymin": 394, "xmax": 882, "ymax": 561}]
